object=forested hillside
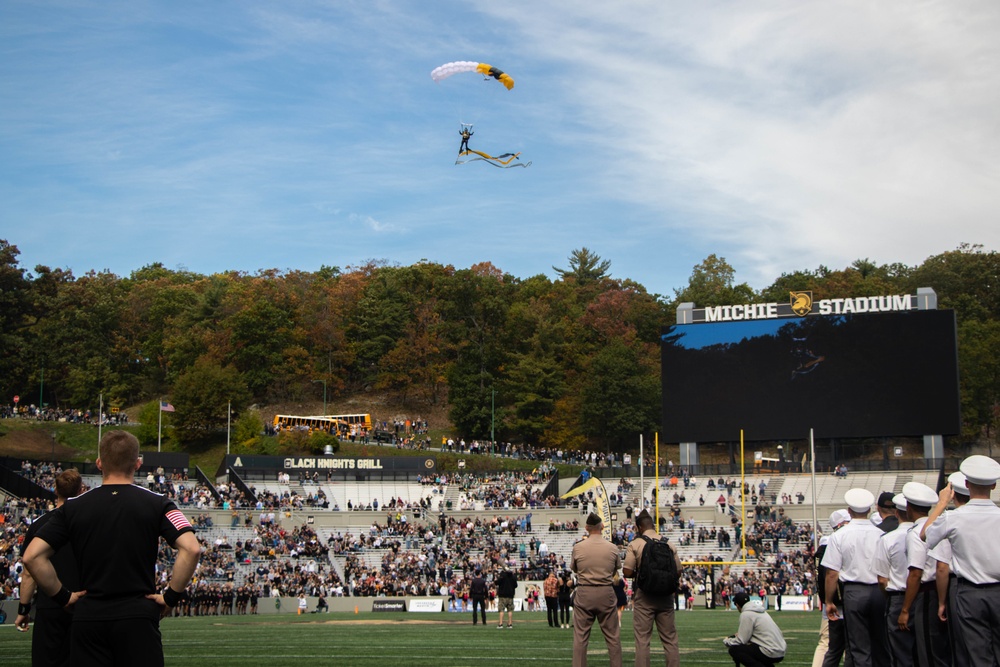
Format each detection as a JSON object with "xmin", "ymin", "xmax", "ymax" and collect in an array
[{"xmin": 2, "ymin": 240, "xmax": 997, "ymax": 450}]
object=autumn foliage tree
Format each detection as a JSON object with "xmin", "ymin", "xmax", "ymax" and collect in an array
[{"xmin": 1, "ymin": 240, "xmax": 997, "ymax": 452}]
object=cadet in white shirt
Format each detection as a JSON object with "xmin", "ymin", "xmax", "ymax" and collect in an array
[
  {"xmin": 932, "ymin": 472, "xmax": 970, "ymax": 667},
  {"xmin": 922, "ymin": 455, "xmax": 1000, "ymax": 666},
  {"xmin": 874, "ymin": 493, "xmax": 913, "ymax": 667},
  {"xmin": 812, "ymin": 509, "xmax": 850, "ymax": 667},
  {"xmin": 900, "ymin": 482, "xmax": 949, "ymax": 667},
  {"xmin": 822, "ymin": 488, "xmax": 890, "ymax": 667}
]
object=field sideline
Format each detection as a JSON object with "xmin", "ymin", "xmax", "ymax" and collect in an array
[{"xmin": 0, "ymin": 609, "xmax": 822, "ymax": 666}]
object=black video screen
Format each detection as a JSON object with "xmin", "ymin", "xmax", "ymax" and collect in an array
[{"xmin": 661, "ymin": 309, "xmax": 961, "ymax": 442}]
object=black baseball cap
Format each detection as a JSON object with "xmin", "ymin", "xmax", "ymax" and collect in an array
[
  {"xmin": 733, "ymin": 592, "xmax": 751, "ymax": 608},
  {"xmin": 877, "ymin": 492, "xmax": 896, "ymax": 510}
]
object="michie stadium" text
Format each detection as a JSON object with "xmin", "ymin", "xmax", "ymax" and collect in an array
[{"xmin": 703, "ymin": 294, "xmax": 913, "ymax": 322}]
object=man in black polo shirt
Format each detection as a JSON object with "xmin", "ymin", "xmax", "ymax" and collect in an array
[
  {"xmin": 470, "ymin": 569, "xmax": 488, "ymax": 625},
  {"xmin": 16, "ymin": 468, "xmax": 83, "ymax": 667},
  {"xmin": 23, "ymin": 430, "xmax": 202, "ymax": 667}
]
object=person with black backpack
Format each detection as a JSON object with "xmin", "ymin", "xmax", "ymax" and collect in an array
[{"xmin": 623, "ymin": 509, "xmax": 682, "ymax": 667}]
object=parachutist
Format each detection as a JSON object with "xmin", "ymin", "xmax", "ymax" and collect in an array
[{"xmin": 459, "ymin": 127, "xmax": 473, "ymax": 154}]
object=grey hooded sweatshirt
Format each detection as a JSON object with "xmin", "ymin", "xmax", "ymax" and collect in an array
[{"xmin": 723, "ymin": 600, "xmax": 787, "ymax": 659}]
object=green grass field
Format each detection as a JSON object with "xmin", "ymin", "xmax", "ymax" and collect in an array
[{"xmin": 0, "ymin": 609, "xmax": 822, "ymax": 666}]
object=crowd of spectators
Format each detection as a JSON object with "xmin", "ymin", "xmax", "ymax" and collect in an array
[
  {"xmin": 330, "ymin": 511, "xmax": 563, "ymax": 600},
  {"xmin": 2, "ymin": 405, "xmax": 129, "ymax": 426},
  {"xmin": 17, "ymin": 460, "xmax": 91, "ymax": 495},
  {"xmin": 453, "ymin": 469, "xmax": 556, "ymax": 509},
  {"xmin": 1, "ymin": 496, "xmax": 52, "ymax": 600}
]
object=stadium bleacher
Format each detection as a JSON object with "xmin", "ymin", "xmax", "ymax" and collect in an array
[{"xmin": 4, "ymin": 464, "xmax": 999, "ymax": 616}]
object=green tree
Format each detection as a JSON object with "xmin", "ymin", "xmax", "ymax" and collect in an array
[
  {"xmin": 232, "ymin": 408, "xmax": 266, "ymax": 452},
  {"xmin": 673, "ymin": 254, "xmax": 756, "ymax": 308},
  {"xmin": 505, "ymin": 350, "xmax": 564, "ymax": 445},
  {"xmin": 553, "ymin": 247, "xmax": 612, "ymax": 284},
  {"xmin": 957, "ymin": 318, "xmax": 1000, "ymax": 439},
  {"xmin": 0, "ymin": 241, "xmax": 35, "ymax": 399},
  {"xmin": 135, "ymin": 400, "xmax": 170, "ymax": 449},
  {"xmin": 225, "ymin": 297, "xmax": 295, "ymax": 400},
  {"xmin": 579, "ymin": 338, "xmax": 660, "ymax": 452},
  {"xmin": 908, "ymin": 244, "xmax": 1000, "ymax": 321},
  {"xmin": 442, "ymin": 264, "xmax": 513, "ymax": 438},
  {"xmin": 32, "ymin": 270, "xmax": 128, "ymax": 407},
  {"xmin": 171, "ymin": 361, "xmax": 250, "ymax": 442},
  {"xmin": 308, "ymin": 430, "xmax": 341, "ymax": 455}
]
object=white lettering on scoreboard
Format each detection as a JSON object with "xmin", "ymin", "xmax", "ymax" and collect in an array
[
  {"xmin": 702, "ymin": 294, "xmax": 912, "ymax": 322},
  {"xmin": 705, "ymin": 303, "xmax": 779, "ymax": 322}
]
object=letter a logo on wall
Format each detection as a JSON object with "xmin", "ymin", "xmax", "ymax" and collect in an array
[{"xmin": 790, "ymin": 291, "xmax": 813, "ymax": 317}]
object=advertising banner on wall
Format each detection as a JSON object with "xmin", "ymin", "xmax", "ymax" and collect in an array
[{"xmin": 408, "ymin": 599, "xmax": 443, "ymax": 613}]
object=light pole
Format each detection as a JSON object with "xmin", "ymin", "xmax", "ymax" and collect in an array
[
  {"xmin": 226, "ymin": 400, "xmax": 232, "ymax": 455},
  {"xmin": 313, "ymin": 379, "xmax": 327, "ymax": 416},
  {"xmin": 490, "ymin": 387, "xmax": 495, "ymax": 456}
]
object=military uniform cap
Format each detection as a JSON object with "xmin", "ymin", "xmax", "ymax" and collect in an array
[
  {"xmin": 829, "ymin": 509, "xmax": 850, "ymax": 530},
  {"xmin": 948, "ymin": 471, "xmax": 969, "ymax": 496},
  {"xmin": 902, "ymin": 482, "xmax": 936, "ymax": 509},
  {"xmin": 586, "ymin": 512, "xmax": 603, "ymax": 526},
  {"xmin": 844, "ymin": 488, "xmax": 875, "ymax": 513},
  {"xmin": 959, "ymin": 455, "xmax": 1000, "ymax": 486},
  {"xmin": 892, "ymin": 493, "xmax": 907, "ymax": 511}
]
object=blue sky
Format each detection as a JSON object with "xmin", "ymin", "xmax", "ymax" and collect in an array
[{"xmin": 2, "ymin": 1, "xmax": 998, "ymax": 297}]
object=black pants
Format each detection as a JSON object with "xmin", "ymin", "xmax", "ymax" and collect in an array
[
  {"xmin": 471, "ymin": 596, "xmax": 486, "ymax": 624},
  {"xmin": 823, "ymin": 617, "xmax": 851, "ymax": 667},
  {"xmin": 559, "ymin": 597, "xmax": 572, "ymax": 625},
  {"xmin": 72, "ymin": 617, "xmax": 163, "ymax": 667},
  {"xmin": 32, "ymin": 607, "xmax": 73, "ymax": 667},
  {"xmin": 729, "ymin": 642, "xmax": 784, "ymax": 667},
  {"xmin": 546, "ymin": 596, "xmax": 559, "ymax": 626}
]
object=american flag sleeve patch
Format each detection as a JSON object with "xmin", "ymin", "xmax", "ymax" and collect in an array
[{"xmin": 166, "ymin": 509, "xmax": 192, "ymax": 531}]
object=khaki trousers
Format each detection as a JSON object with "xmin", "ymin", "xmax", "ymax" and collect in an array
[
  {"xmin": 632, "ymin": 589, "xmax": 679, "ymax": 667},
  {"xmin": 812, "ymin": 612, "xmax": 829, "ymax": 667},
  {"xmin": 573, "ymin": 585, "xmax": 622, "ymax": 667}
]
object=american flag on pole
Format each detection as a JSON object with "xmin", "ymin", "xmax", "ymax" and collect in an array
[
  {"xmin": 165, "ymin": 509, "xmax": 191, "ymax": 531},
  {"xmin": 160, "ymin": 401, "xmax": 175, "ymax": 412}
]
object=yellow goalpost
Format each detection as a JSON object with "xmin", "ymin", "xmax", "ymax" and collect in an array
[{"xmin": 655, "ymin": 430, "xmax": 750, "ymax": 567}]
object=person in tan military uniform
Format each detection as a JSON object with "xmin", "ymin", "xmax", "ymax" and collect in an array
[
  {"xmin": 571, "ymin": 513, "xmax": 622, "ymax": 667},
  {"xmin": 623, "ymin": 509, "xmax": 681, "ymax": 667}
]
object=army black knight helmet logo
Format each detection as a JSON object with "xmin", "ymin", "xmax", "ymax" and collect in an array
[{"xmin": 790, "ymin": 291, "xmax": 813, "ymax": 317}]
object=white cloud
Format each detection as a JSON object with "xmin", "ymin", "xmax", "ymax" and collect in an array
[
  {"xmin": 484, "ymin": 1, "xmax": 1000, "ymax": 285},
  {"xmin": 351, "ymin": 213, "xmax": 398, "ymax": 234},
  {"xmin": 2, "ymin": 1, "xmax": 998, "ymax": 293}
]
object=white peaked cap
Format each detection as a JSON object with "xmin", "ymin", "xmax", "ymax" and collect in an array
[
  {"xmin": 845, "ymin": 488, "xmax": 875, "ymax": 513},
  {"xmin": 960, "ymin": 455, "xmax": 1000, "ymax": 486},
  {"xmin": 901, "ymin": 482, "xmax": 937, "ymax": 509},
  {"xmin": 829, "ymin": 509, "xmax": 850, "ymax": 530},
  {"xmin": 948, "ymin": 471, "xmax": 969, "ymax": 496}
]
